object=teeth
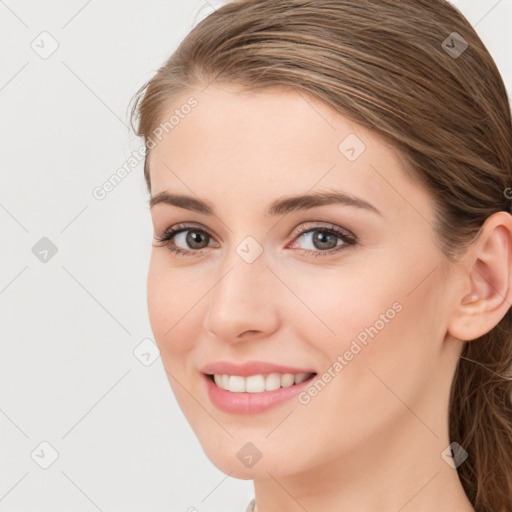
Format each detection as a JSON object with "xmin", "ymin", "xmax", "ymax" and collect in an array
[{"xmin": 212, "ymin": 372, "xmax": 312, "ymax": 393}]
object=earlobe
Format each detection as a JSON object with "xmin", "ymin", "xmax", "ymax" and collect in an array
[{"xmin": 447, "ymin": 211, "xmax": 512, "ymax": 342}]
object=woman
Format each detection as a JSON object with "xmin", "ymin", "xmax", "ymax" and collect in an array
[{"xmin": 130, "ymin": 1, "xmax": 512, "ymax": 510}]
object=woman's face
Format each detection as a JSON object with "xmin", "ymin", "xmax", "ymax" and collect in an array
[{"xmin": 146, "ymin": 83, "xmax": 463, "ymax": 479}]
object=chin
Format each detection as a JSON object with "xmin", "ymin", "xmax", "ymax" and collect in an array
[{"xmin": 197, "ymin": 433, "xmax": 306, "ymax": 480}]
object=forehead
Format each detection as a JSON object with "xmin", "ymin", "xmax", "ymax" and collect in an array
[{"xmin": 147, "ymin": 83, "xmax": 431, "ymax": 220}]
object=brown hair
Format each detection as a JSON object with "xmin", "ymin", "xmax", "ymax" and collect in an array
[{"xmin": 129, "ymin": 1, "xmax": 512, "ymax": 510}]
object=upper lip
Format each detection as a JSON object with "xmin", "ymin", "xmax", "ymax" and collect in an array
[{"xmin": 200, "ymin": 361, "xmax": 316, "ymax": 377}]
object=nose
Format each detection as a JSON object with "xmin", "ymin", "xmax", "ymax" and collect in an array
[{"xmin": 203, "ymin": 246, "xmax": 281, "ymax": 343}]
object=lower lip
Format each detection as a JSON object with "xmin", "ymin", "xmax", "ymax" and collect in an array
[{"xmin": 203, "ymin": 373, "xmax": 316, "ymax": 414}]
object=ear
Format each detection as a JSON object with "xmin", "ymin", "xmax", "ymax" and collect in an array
[{"xmin": 448, "ymin": 211, "xmax": 512, "ymax": 341}]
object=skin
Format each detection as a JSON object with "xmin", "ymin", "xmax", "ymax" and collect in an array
[{"xmin": 146, "ymin": 82, "xmax": 512, "ymax": 512}]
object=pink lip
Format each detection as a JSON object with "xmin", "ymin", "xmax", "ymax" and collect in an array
[
  {"xmin": 202, "ymin": 373, "xmax": 316, "ymax": 414},
  {"xmin": 200, "ymin": 361, "xmax": 317, "ymax": 414},
  {"xmin": 200, "ymin": 360, "xmax": 315, "ymax": 377}
]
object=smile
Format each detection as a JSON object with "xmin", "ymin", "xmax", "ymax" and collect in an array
[
  {"xmin": 210, "ymin": 372, "xmax": 315, "ymax": 393},
  {"xmin": 203, "ymin": 371, "xmax": 318, "ymax": 414}
]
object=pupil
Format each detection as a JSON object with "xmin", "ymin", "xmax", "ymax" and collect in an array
[
  {"xmin": 187, "ymin": 231, "xmax": 208, "ymax": 249},
  {"xmin": 313, "ymin": 231, "xmax": 336, "ymax": 250}
]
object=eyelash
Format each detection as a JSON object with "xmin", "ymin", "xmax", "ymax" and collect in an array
[{"xmin": 153, "ymin": 222, "xmax": 357, "ymax": 258}]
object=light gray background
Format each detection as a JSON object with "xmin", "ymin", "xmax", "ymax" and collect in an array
[{"xmin": 1, "ymin": 1, "xmax": 511, "ymax": 511}]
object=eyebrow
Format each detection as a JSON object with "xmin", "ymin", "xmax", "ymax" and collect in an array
[{"xmin": 149, "ymin": 190, "xmax": 381, "ymax": 217}]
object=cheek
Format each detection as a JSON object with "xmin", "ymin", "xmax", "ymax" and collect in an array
[
  {"xmin": 146, "ymin": 254, "xmax": 206, "ymax": 413},
  {"xmin": 314, "ymin": 263, "xmax": 445, "ymax": 420},
  {"xmin": 279, "ymin": 259, "xmax": 395, "ymax": 347},
  {"xmin": 286, "ymin": 278, "xmax": 442, "ymax": 463},
  {"xmin": 287, "ymin": 250, "xmax": 442, "ymax": 393},
  {"xmin": 146, "ymin": 253, "xmax": 202, "ymax": 358}
]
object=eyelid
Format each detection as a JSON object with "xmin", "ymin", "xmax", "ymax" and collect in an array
[
  {"xmin": 153, "ymin": 222, "xmax": 216, "ymax": 242},
  {"xmin": 287, "ymin": 221, "xmax": 355, "ymax": 241},
  {"xmin": 154, "ymin": 221, "xmax": 353, "ymax": 243},
  {"xmin": 154, "ymin": 220, "xmax": 357, "ymax": 256}
]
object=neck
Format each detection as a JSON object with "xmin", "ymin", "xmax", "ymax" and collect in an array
[{"xmin": 252, "ymin": 416, "xmax": 475, "ymax": 512}]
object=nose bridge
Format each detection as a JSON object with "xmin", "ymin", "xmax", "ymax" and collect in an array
[
  {"xmin": 204, "ymin": 236, "xmax": 280, "ymax": 339},
  {"xmin": 213, "ymin": 239, "xmax": 271, "ymax": 310}
]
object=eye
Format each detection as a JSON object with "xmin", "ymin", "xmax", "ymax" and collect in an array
[
  {"xmin": 153, "ymin": 221, "xmax": 357, "ymax": 258},
  {"xmin": 287, "ymin": 222, "xmax": 356, "ymax": 257},
  {"xmin": 153, "ymin": 223, "xmax": 217, "ymax": 256}
]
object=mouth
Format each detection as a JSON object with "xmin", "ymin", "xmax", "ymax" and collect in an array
[
  {"xmin": 203, "ymin": 370, "xmax": 318, "ymax": 414},
  {"xmin": 205, "ymin": 371, "xmax": 317, "ymax": 393}
]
